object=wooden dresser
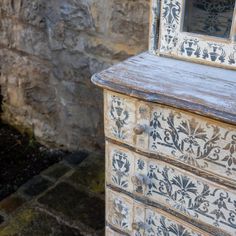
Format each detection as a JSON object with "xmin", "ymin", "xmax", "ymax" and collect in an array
[{"xmin": 92, "ymin": 52, "xmax": 236, "ymax": 236}]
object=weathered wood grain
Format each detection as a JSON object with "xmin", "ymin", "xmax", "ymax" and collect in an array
[
  {"xmin": 152, "ymin": 0, "xmax": 236, "ymax": 69},
  {"xmin": 107, "ymin": 188, "xmax": 218, "ymax": 236},
  {"xmin": 106, "ymin": 142, "xmax": 236, "ymax": 236},
  {"xmin": 92, "ymin": 52, "xmax": 236, "ymax": 125},
  {"xmin": 107, "ymin": 137, "xmax": 236, "ymax": 190},
  {"xmin": 104, "ymin": 90, "xmax": 236, "ymax": 187}
]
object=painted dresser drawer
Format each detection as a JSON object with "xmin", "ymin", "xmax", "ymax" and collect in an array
[
  {"xmin": 106, "ymin": 142, "xmax": 236, "ymax": 236},
  {"xmin": 105, "ymin": 90, "xmax": 236, "ymax": 186},
  {"xmin": 106, "ymin": 188, "xmax": 210, "ymax": 236}
]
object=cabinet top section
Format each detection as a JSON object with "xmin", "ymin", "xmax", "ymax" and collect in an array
[
  {"xmin": 149, "ymin": 0, "xmax": 236, "ymax": 70},
  {"xmin": 92, "ymin": 52, "xmax": 236, "ymax": 125}
]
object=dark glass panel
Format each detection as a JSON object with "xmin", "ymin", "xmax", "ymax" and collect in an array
[{"xmin": 183, "ymin": 0, "xmax": 235, "ymax": 38}]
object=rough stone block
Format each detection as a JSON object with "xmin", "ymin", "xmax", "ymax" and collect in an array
[
  {"xmin": 0, "ymin": 0, "xmax": 47, "ymax": 28},
  {"xmin": 69, "ymin": 154, "xmax": 105, "ymax": 194},
  {"xmin": 0, "ymin": 208, "xmax": 82, "ymax": 236},
  {"xmin": 110, "ymin": 0, "xmax": 149, "ymax": 43},
  {"xmin": 21, "ymin": 176, "xmax": 53, "ymax": 197},
  {"xmin": 0, "ymin": 195, "xmax": 25, "ymax": 214},
  {"xmin": 24, "ymin": 83, "xmax": 56, "ymax": 115},
  {"xmin": 41, "ymin": 163, "xmax": 71, "ymax": 181},
  {"xmin": 0, "ymin": 215, "xmax": 4, "ymax": 225},
  {"xmin": 0, "ymin": 0, "xmax": 149, "ymax": 153},
  {"xmin": 38, "ymin": 182, "xmax": 105, "ymax": 230},
  {"xmin": 64, "ymin": 152, "xmax": 89, "ymax": 166}
]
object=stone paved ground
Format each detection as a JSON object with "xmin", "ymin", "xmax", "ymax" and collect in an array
[{"xmin": 0, "ymin": 152, "xmax": 105, "ymax": 236}]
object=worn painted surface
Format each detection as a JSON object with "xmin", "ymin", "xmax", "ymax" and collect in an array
[
  {"xmin": 149, "ymin": 0, "xmax": 236, "ymax": 70},
  {"xmin": 104, "ymin": 91, "xmax": 236, "ymax": 186},
  {"xmin": 93, "ymin": 45, "xmax": 236, "ymax": 236},
  {"xmin": 106, "ymin": 188, "xmax": 211, "ymax": 236},
  {"xmin": 99, "ymin": 84, "xmax": 236, "ymax": 235},
  {"xmin": 92, "ymin": 52, "xmax": 236, "ymax": 126},
  {"xmin": 106, "ymin": 142, "xmax": 236, "ymax": 236}
]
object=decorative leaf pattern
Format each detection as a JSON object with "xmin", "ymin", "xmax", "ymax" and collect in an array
[
  {"xmin": 146, "ymin": 161, "xmax": 236, "ymax": 234},
  {"xmin": 107, "ymin": 189, "xmax": 206, "ymax": 236},
  {"xmin": 106, "ymin": 93, "xmax": 236, "ymax": 180},
  {"xmin": 109, "ymin": 95, "xmax": 130, "ymax": 140},
  {"xmin": 112, "ymin": 150, "xmax": 130, "ymax": 188},
  {"xmin": 159, "ymin": 0, "xmax": 236, "ymax": 67},
  {"xmin": 146, "ymin": 213, "xmax": 203, "ymax": 236},
  {"xmin": 112, "ymin": 198, "xmax": 130, "ymax": 229},
  {"xmin": 107, "ymin": 190, "xmax": 133, "ymax": 232},
  {"xmin": 107, "ymin": 143, "xmax": 236, "ymax": 235},
  {"xmin": 106, "ymin": 92, "xmax": 136, "ymax": 145},
  {"xmin": 149, "ymin": 110, "xmax": 236, "ymax": 178}
]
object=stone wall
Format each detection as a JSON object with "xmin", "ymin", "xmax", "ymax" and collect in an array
[{"xmin": 0, "ymin": 0, "xmax": 149, "ymax": 151}]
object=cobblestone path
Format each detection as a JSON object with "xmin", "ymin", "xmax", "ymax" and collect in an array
[{"xmin": 0, "ymin": 152, "xmax": 105, "ymax": 236}]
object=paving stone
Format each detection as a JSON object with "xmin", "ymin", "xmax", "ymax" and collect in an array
[
  {"xmin": 69, "ymin": 154, "xmax": 105, "ymax": 194},
  {"xmin": 42, "ymin": 163, "xmax": 71, "ymax": 181},
  {"xmin": 38, "ymin": 182, "xmax": 105, "ymax": 230},
  {"xmin": 0, "ymin": 195, "xmax": 25, "ymax": 214},
  {"xmin": 0, "ymin": 208, "xmax": 82, "ymax": 236},
  {"xmin": 22, "ymin": 176, "xmax": 53, "ymax": 197},
  {"xmin": 0, "ymin": 215, "xmax": 4, "ymax": 225},
  {"xmin": 64, "ymin": 151, "xmax": 89, "ymax": 166}
]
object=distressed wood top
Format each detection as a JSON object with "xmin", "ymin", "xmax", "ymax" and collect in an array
[{"xmin": 92, "ymin": 52, "xmax": 236, "ymax": 125}]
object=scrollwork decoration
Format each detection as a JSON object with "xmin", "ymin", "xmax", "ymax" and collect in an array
[{"xmin": 146, "ymin": 164, "xmax": 236, "ymax": 231}]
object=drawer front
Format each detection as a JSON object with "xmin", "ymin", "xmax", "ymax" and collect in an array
[
  {"xmin": 106, "ymin": 142, "xmax": 236, "ymax": 235},
  {"xmin": 104, "ymin": 90, "xmax": 137, "ymax": 146},
  {"xmin": 148, "ymin": 104, "xmax": 236, "ymax": 184},
  {"xmin": 106, "ymin": 188, "xmax": 209, "ymax": 236},
  {"xmin": 105, "ymin": 90, "xmax": 236, "ymax": 183}
]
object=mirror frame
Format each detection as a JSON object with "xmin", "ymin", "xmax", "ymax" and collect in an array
[{"xmin": 149, "ymin": 0, "xmax": 236, "ymax": 70}]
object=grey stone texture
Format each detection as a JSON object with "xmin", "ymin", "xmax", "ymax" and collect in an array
[
  {"xmin": 0, "ymin": 0, "xmax": 149, "ymax": 152},
  {"xmin": 0, "ymin": 153, "xmax": 105, "ymax": 236}
]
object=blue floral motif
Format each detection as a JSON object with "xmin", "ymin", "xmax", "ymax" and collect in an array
[
  {"xmin": 110, "ymin": 96, "xmax": 129, "ymax": 140},
  {"xmin": 146, "ymin": 164, "xmax": 236, "ymax": 231},
  {"xmin": 112, "ymin": 150, "xmax": 130, "ymax": 188}
]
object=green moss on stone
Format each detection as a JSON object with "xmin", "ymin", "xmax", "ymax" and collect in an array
[
  {"xmin": 0, "ymin": 208, "xmax": 82, "ymax": 236},
  {"xmin": 69, "ymin": 154, "xmax": 105, "ymax": 194}
]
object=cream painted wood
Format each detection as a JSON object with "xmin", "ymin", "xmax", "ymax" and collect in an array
[
  {"xmin": 149, "ymin": 0, "xmax": 236, "ymax": 70},
  {"xmin": 93, "ymin": 52, "xmax": 236, "ymax": 125},
  {"xmin": 106, "ymin": 142, "xmax": 236, "ymax": 236},
  {"xmin": 104, "ymin": 90, "xmax": 137, "ymax": 147},
  {"xmin": 105, "ymin": 91, "xmax": 236, "ymax": 185},
  {"xmin": 106, "ymin": 188, "xmax": 210, "ymax": 236},
  {"xmin": 93, "ymin": 49, "xmax": 236, "ymax": 236},
  {"xmin": 148, "ymin": 103, "xmax": 236, "ymax": 182}
]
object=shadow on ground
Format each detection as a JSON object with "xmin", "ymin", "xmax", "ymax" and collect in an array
[{"xmin": 0, "ymin": 152, "xmax": 105, "ymax": 236}]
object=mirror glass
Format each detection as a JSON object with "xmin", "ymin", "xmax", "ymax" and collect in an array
[{"xmin": 183, "ymin": 0, "xmax": 235, "ymax": 38}]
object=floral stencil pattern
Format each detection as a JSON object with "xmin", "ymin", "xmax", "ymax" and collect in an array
[
  {"xmin": 146, "ymin": 162, "xmax": 236, "ymax": 234},
  {"xmin": 112, "ymin": 198, "xmax": 129, "ymax": 229},
  {"xmin": 157, "ymin": 0, "xmax": 236, "ymax": 68},
  {"xmin": 105, "ymin": 92, "xmax": 136, "ymax": 145},
  {"xmin": 161, "ymin": 0, "xmax": 181, "ymax": 51},
  {"xmin": 107, "ymin": 189, "xmax": 207, "ymax": 236},
  {"xmin": 146, "ymin": 212, "xmax": 203, "ymax": 236},
  {"xmin": 107, "ymin": 189, "xmax": 133, "ymax": 233},
  {"xmin": 149, "ymin": 109, "xmax": 236, "ymax": 179},
  {"xmin": 107, "ymin": 143, "xmax": 236, "ymax": 235},
  {"xmin": 112, "ymin": 150, "xmax": 130, "ymax": 188},
  {"xmin": 110, "ymin": 95, "xmax": 130, "ymax": 139}
]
